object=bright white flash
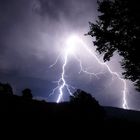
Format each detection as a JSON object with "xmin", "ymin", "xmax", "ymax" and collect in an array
[
  {"xmin": 49, "ymin": 34, "xmax": 129, "ymax": 109},
  {"xmin": 65, "ymin": 35, "xmax": 78, "ymax": 54}
]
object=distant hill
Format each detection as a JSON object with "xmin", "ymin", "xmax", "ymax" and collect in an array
[{"xmin": 104, "ymin": 106, "xmax": 140, "ymax": 123}]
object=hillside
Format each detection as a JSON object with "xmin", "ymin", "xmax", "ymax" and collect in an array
[{"xmin": 0, "ymin": 92, "xmax": 140, "ymax": 136}]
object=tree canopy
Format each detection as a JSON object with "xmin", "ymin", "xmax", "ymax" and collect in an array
[
  {"xmin": 0, "ymin": 82, "xmax": 13, "ymax": 95},
  {"xmin": 70, "ymin": 89, "xmax": 99, "ymax": 106},
  {"xmin": 70, "ymin": 89, "xmax": 105, "ymax": 119},
  {"xmin": 22, "ymin": 88, "xmax": 33, "ymax": 100},
  {"xmin": 87, "ymin": 0, "xmax": 140, "ymax": 91}
]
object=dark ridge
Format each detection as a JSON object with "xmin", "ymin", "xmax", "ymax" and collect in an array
[{"xmin": 0, "ymin": 90, "xmax": 140, "ymax": 137}]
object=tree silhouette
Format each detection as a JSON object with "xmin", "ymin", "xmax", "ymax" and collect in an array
[
  {"xmin": 0, "ymin": 82, "xmax": 13, "ymax": 95},
  {"xmin": 87, "ymin": 0, "xmax": 140, "ymax": 91},
  {"xmin": 22, "ymin": 88, "xmax": 33, "ymax": 100},
  {"xmin": 70, "ymin": 89, "xmax": 104, "ymax": 119},
  {"xmin": 70, "ymin": 89, "xmax": 99, "ymax": 106}
]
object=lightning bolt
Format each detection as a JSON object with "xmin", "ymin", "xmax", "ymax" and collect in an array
[
  {"xmin": 49, "ymin": 52, "xmax": 74, "ymax": 103},
  {"xmin": 49, "ymin": 35, "xmax": 129, "ymax": 109}
]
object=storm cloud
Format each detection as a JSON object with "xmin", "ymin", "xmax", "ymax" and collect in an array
[{"xmin": 0, "ymin": 0, "xmax": 140, "ymax": 110}]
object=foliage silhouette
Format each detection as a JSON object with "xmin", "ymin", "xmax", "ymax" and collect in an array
[
  {"xmin": 22, "ymin": 88, "xmax": 33, "ymax": 100},
  {"xmin": 87, "ymin": 0, "xmax": 140, "ymax": 91},
  {"xmin": 70, "ymin": 89, "xmax": 99, "ymax": 105},
  {"xmin": 0, "ymin": 82, "xmax": 13, "ymax": 95},
  {"xmin": 70, "ymin": 89, "xmax": 105, "ymax": 119}
]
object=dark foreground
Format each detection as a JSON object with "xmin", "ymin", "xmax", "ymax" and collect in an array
[{"xmin": 0, "ymin": 93, "xmax": 140, "ymax": 137}]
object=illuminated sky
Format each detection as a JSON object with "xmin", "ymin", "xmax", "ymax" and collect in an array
[{"xmin": 0, "ymin": 0, "xmax": 140, "ymax": 110}]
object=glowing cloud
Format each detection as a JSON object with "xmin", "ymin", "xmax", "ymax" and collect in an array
[
  {"xmin": 49, "ymin": 34, "xmax": 129, "ymax": 109},
  {"xmin": 65, "ymin": 35, "xmax": 79, "ymax": 54}
]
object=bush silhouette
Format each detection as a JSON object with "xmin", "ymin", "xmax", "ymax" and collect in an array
[{"xmin": 22, "ymin": 88, "xmax": 33, "ymax": 100}]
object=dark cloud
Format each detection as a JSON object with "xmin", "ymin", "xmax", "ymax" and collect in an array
[
  {"xmin": 38, "ymin": 0, "xmax": 71, "ymax": 19},
  {"xmin": 38, "ymin": 0, "xmax": 97, "ymax": 20}
]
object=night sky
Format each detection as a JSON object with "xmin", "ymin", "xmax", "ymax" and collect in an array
[{"xmin": 0, "ymin": 0, "xmax": 140, "ymax": 110}]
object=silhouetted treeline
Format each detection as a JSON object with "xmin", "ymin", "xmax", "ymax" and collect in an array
[{"xmin": 0, "ymin": 82, "xmax": 140, "ymax": 136}]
